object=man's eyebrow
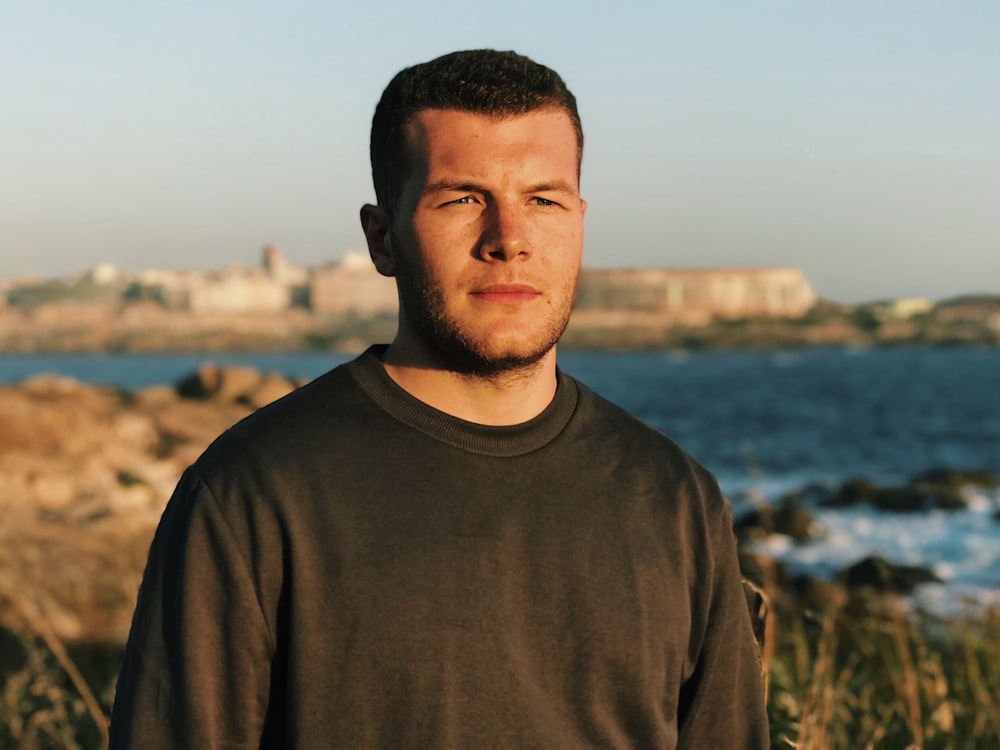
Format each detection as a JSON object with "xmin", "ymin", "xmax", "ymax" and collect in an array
[
  {"xmin": 422, "ymin": 180, "xmax": 483, "ymax": 195},
  {"xmin": 526, "ymin": 181, "xmax": 578, "ymax": 195},
  {"xmin": 421, "ymin": 179, "xmax": 578, "ymax": 195}
]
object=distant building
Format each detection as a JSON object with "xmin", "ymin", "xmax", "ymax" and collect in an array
[
  {"xmin": 262, "ymin": 244, "xmax": 308, "ymax": 285},
  {"xmin": 261, "ymin": 244, "xmax": 309, "ymax": 305},
  {"xmin": 131, "ymin": 245, "xmax": 306, "ymax": 313},
  {"xmin": 309, "ymin": 252, "xmax": 398, "ymax": 316},
  {"xmin": 87, "ymin": 264, "xmax": 120, "ymax": 285},
  {"xmin": 575, "ymin": 267, "xmax": 816, "ymax": 320},
  {"xmin": 185, "ymin": 271, "xmax": 291, "ymax": 313},
  {"xmin": 883, "ymin": 297, "xmax": 934, "ymax": 320}
]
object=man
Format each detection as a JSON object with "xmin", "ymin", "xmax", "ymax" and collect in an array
[{"xmin": 109, "ymin": 50, "xmax": 768, "ymax": 748}]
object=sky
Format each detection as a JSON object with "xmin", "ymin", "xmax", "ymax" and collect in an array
[{"xmin": 2, "ymin": 1, "xmax": 998, "ymax": 303}]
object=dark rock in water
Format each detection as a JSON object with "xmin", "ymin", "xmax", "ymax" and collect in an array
[
  {"xmin": 821, "ymin": 477, "xmax": 879, "ymax": 508},
  {"xmin": 822, "ymin": 475, "xmax": 969, "ymax": 513},
  {"xmin": 868, "ymin": 485, "xmax": 940, "ymax": 513},
  {"xmin": 734, "ymin": 496, "xmax": 817, "ymax": 541},
  {"xmin": 932, "ymin": 486, "xmax": 969, "ymax": 510},
  {"xmin": 899, "ymin": 467, "xmax": 996, "ymax": 511},
  {"xmin": 839, "ymin": 555, "xmax": 940, "ymax": 594},
  {"xmin": 776, "ymin": 482, "xmax": 833, "ymax": 507},
  {"xmin": 910, "ymin": 467, "xmax": 1000, "ymax": 489},
  {"xmin": 771, "ymin": 498, "xmax": 817, "ymax": 540}
]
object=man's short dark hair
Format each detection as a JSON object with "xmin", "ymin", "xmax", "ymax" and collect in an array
[{"xmin": 370, "ymin": 49, "xmax": 583, "ymax": 220}]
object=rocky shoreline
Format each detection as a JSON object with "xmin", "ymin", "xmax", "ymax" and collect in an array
[
  {"xmin": 736, "ymin": 470, "xmax": 1000, "ymax": 615},
  {"xmin": 0, "ymin": 366, "xmax": 299, "ymax": 645},
  {"xmin": 3, "ymin": 365, "xmax": 998, "ymax": 649}
]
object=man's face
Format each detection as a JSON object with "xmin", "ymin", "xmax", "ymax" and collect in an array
[{"xmin": 386, "ymin": 107, "xmax": 586, "ymax": 376}]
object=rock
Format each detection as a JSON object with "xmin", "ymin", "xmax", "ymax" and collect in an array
[
  {"xmin": 821, "ymin": 477, "xmax": 879, "ymax": 508},
  {"xmin": 821, "ymin": 475, "xmax": 969, "ymax": 513},
  {"xmin": 932, "ymin": 487, "xmax": 968, "ymax": 511},
  {"xmin": 132, "ymin": 385, "xmax": 178, "ymax": 407},
  {"xmin": 214, "ymin": 366, "xmax": 264, "ymax": 403},
  {"xmin": 902, "ymin": 467, "xmax": 996, "ymax": 511},
  {"xmin": 911, "ymin": 467, "xmax": 1000, "ymax": 489},
  {"xmin": 27, "ymin": 474, "xmax": 77, "ymax": 512},
  {"xmin": 0, "ymin": 374, "xmax": 255, "ymax": 644},
  {"xmin": 242, "ymin": 373, "xmax": 297, "ymax": 410},
  {"xmin": 838, "ymin": 555, "xmax": 939, "ymax": 594},
  {"xmin": 112, "ymin": 412, "xmax": 159, "ymax": 453},
  {"xmin": 869, "ymin": 486, "xmax": 938, "ymax": 513},
  {"xmin": 871, "ymin": 482, "xmax": 967, "ymax": 513},
  {"xmin": 773, "ymin": 498, "xmax": 819, "ymax": 539},
  {"xmin": 735, "ymin": 496, "xmax": 817, "ymax": 541},
  {"xmin": 19, "ymin": 373, "xmax": 86, "ymax": 396},
  {"xmin": 778, "ymin": 482, "xmax": 833, "ymax": 506},
  {"xmin": 176, "ymin": 363, "xmax": 220, "ymax": 399},
  {"xmin": 175, "ymin": 364, "xmax": 292, "ymax": 406}
]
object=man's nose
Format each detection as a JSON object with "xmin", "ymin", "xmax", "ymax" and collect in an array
[{"xmin": 479, "ymin": 202, "xmax": 531, "ymax": 262}]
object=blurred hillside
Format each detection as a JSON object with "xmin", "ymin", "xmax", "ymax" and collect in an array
[{"xmin": 2, "ymin": 247, "xmax": 998, "ymax": 352}]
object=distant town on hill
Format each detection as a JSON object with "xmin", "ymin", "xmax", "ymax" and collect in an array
[{"xmin": 1, "ymin": 246, "xmax": 998, "ymax": 352}]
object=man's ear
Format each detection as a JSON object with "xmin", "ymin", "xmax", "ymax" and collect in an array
[{"xmin": 360, "ymin": 204, "xmax": 396, "ymax": 277}]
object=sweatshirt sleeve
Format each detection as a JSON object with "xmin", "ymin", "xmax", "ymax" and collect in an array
[
  {"xmin": 108, "ymin": 466, "xmax": 275, "ymax": 749},
  {"xmin": 676, "ymin": 485, "xmax": 770, "ymax": 749}
]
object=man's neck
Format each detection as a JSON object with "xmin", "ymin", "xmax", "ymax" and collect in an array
[{"xmin": 378, "ymin": 343, "xmax": 559, "ymax": 426}]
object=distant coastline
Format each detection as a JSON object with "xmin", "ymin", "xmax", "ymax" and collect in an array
[
  {"xmin": 2, "ymin": 294, "xmax": 999, "ymax": 353},
  {"xmin": 5, "ymin": 247, "xmax": 997, "ymax": 353}
]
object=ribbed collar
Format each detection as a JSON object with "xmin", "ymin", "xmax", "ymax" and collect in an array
[{"xmin": 348, "ymin": 345, "xmax": 579, "ymax": 458}]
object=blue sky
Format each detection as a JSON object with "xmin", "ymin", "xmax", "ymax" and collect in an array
[{"xmin": 3, "ymin": 1, "xmax": 998, "ymax": 302}]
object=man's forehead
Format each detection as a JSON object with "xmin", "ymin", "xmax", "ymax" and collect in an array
[
  {"xmin": 404, "ymin": 106, "xmax": 577, "ymax": 140},
  {"xmin": 391, "ymin": 108, "xmax": 583, "ymax": 209}
]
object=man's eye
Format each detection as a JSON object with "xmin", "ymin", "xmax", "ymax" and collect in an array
[
  {"xmin": 449, "ymin": 196, "xmax": 475, "ymax": 205},
  {"xmin": 533, "ymin": 197, "xmax": 556, "ymax": 207}
]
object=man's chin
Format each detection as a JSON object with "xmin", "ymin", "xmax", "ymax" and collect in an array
[
  {"xmin": 447, "ymin": 346, "xmax": 553, "ymax": 378},
  {"xmin": 434, "ymin": 332, "xmax": 560, "ymax": 378},
  {"xmin": 401, "ymin": 302, "xmax": 570, "ymax": 378}
]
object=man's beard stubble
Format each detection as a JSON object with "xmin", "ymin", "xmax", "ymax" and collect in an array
[{"xmin": 391, "ymin": 242, "xmax": 576, "ymax": 379}]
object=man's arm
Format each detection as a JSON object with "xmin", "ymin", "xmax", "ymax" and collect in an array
[
  {"xmin": 109, "ymin": 467, "xmax": 275, "ymax": 749},
  {"xmin": 676, "ymin": 492, "xmax": 770, "ymax": 748}
]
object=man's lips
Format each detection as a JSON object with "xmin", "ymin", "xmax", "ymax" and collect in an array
[{"xmin": 469, "ymin": 284, "xmax": 542, "ymax": 304}]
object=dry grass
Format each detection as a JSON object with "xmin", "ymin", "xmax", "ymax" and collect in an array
[
  {"xmin": 764, "ymin": 582, "xmax": 1000, "ymax": 749},
  {"xmin": 0, "ymin": 625, "xmax": 117, "ymax": 750},
  {"xmin": 0, "ymin": 531, "xmax": 123, "ymax": 750},
  {"xmin": 2, "ymin": 579, "xmax": 999, "ymax": 749}
]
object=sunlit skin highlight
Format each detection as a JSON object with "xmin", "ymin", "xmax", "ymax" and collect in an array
[{"xmin": 361, "ymin": 108, "xmax": 586, "ymax": 425}]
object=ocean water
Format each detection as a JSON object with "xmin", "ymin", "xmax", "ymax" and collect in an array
[{"xmin": 3, "ymin": 346, "xmax": 999, "ymax": 603}]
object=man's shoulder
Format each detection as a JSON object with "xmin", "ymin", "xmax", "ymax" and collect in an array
[
  {"xmin": 193, "ymin": 358, "xmax": 367, "ymax": 474},
  {"xmin": 572, "ymin": 377, "xmax": 682, "ymax": 450},
  {"xmin": 569, "ymin": 376, "xmax": 721, "ymax": 493}
]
